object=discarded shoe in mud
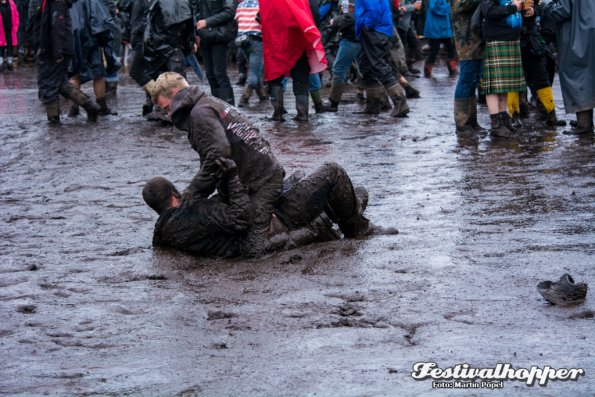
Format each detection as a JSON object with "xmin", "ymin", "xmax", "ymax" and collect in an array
[{"xmin": 537, "ymin": 274, "xmax": 588, "ymax": 306}]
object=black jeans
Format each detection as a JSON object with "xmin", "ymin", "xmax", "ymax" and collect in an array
[
  {"xmin": 521, "ymin": 46, "xmax": 550, "ymax": 93},
  {"xmin": 268, "ymin": 53, "xmax": 310, "ymax": 96},
  {"xmin": 426, "ymin": 38, "xmax": 456, "ymax": 64},
  {"xmin": 37, "ymin": 54, "xmax": 69, "ymax": 104},
  {"xmin": 359, "ymin": 28, "xmax": 396, "ymax": 88},
  {"xmin": 201, "ymin": 42, "xmax": 234, "ymax": 105}
]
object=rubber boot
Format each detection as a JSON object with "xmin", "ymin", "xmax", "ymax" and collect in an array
[
  {"xmin": 59, "ymin": 81, "xmax": 100, "ymax": 122},
  {"xmin": 490, "ymin": 113, "xmax": 515, "ymax": 138},
  {"xmin": 68, "ymin": 102, "xmax": 80, "ymax": 118},
  {"xmin": 379, "ymin": 91, "xmax": 392, "ymax": 112},
  {"xmin": 423, "ymin": 63, "xmax": 433, "ymax": 78},
  {"xmin": 536, "ymin": 86, "xmax": 566, "ymax": 126},
  {"xmin": 568, "ymin": 109, "xmax": 594, "ymax": 135},
  {"xmin": 270, "ymin": 85, "xmax": 285, "ymax": 121},
  {"xmin": 256, "ymin": 84, "xmax": 269, "ymax": 101},
  {"xmin": 355, "ymin": 86, "xmax": 382, "ymax": 115},
  {"xmin": 310, "ymin": 89, "xmax": 325, "ymax": 113},
  {"xmin": 96, "ymin": 97, "xmax": 118, "ymax": 115},
  {"xmin": 293, "ymin": 95, "xmax": 309, "ymax": 122},
  {"xmin": 507, "ymin": 92, "xmax": 522, "ymax": 130},
  {"xmin": 447, "ymin": 59, "xmax": 458, "ymax": 76},
  {"xmin": 45, "ymin": 101, "xmax": 61, "ymax": 124},
  {"xmin": 468, "ymin": 97, "xmax": 486, "ymax": 132},
  {"xmin": 238, "ymin": 86, "xmax": 253, "ymax": 107},
  {"xmin": 403, "ymin": 84, "xmax": 420, "ymax": 99},
  {"xmin": 454, "ymin": 98, "xmax": 473, "ymax": 133},
  {"xmin": 324, "ymin": 81, "xmax": 345, "ymax": 112},
  {"xmin": 105, "ymin": 81, "xmax": 118, "ymax": 96},
  {"xmin": 386, "ymin": 83, "xmax": 410, "ymax": 117}
]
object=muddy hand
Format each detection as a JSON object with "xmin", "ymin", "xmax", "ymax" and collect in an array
[{"xmin": 214, "ymin": 157, "xmax": 238, "ymax": 178}]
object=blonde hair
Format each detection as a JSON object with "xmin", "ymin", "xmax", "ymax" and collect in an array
[{"xmin": 152, "ymin": 72, "xmax": 190, "ymax": 103}]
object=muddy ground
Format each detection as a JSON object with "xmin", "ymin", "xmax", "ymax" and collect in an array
[{"xmin": 0, "ymin": 61, "xmax": 594, "ymax": 396}]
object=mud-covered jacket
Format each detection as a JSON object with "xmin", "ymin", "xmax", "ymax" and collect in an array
[
  {"xmin": 480, "ymin": 0, "xmax": 522, "ymax": 41},
  {"xmin": 451, "ymin": 0, "xmax": 484, "ymax": 60},
  {"xmin": 153, "ymin": 175, "xmax": 250, "ymax": 257},
  {"xmin": 170, "ymin": 86, "xmax": 283, "ymax": 199},
  {"xmin": 130, "ymin": 0, "xmax": 150, "ymax": 47},
  {"xmin": 38, "ymin": 0, "xmax": 74, "ymax": 60}
]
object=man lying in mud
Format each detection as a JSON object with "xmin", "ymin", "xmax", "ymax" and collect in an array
[
  {"xmin": 151, "ymin": 71, "xmax": 285, "ymax": 257},
  {"xmin": 142, "ymin": 159, "xmax": 397, "ymax": 258}
]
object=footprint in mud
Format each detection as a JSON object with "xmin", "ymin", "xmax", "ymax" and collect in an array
[
  {"xmin": 16, "ymin": 304, "xmax": 37, "ymax": 314},
  {"xmin": 207, "ymin": 311, "xmax": 235, "ymax": 321}
]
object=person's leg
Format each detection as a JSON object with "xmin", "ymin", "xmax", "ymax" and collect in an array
[
  {"xmin": 268, "ymin": 75, "xmax": 285, "ymax": 121},
  {"xmin": 290, "ymin": 53, "xmax": 310, "ymax": 121},
  {"xmin": 309, "ymin": 73, "xmax": 324, "ymax": 113},
  {"xmin": 424, "ymin": 38, "xmax": 440, "ymax": 77},
  {"xmin": 201, "ymin": 45, "xmax": 218, "ymax": 97},
  {"xmin": 93, "ymin": 76, "xmax": 118, "ymax": 115},
  {"xmin": 211, "ymin": 43, "xmax": 234, "ymax": 105},
  {"xmin": 326, "ymin": 39, "xmax": 360, "ymax": 111},
  {"xmin": 454, "ymin": 59, "xmax": 484, "ymax": 132},
  {"xmin": 240, "ymin": 166, "xmax": 285, "ymax": 257},
  {"xmin": 275, "ymin": 162, "xmax": 369, "ymax": 237},
  {"xmin": 38, "ymin": 54, "xmax": 64, "ymax": 123},
  {"xmin": 358, "ymin": 30, "xmax": 392, "ymax": 114},
  {"xmin": 444, "ymin": 38, "xmax": 458, "ymax": 76}
]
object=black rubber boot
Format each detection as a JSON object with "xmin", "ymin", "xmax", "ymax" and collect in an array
[
  {"xmin": 270, "ymin": 86, "xmax": 285, "ymax": 122},
  {"xmin": 490, "ymin": 113, "xmax": 515, "ymax": 138},
  {"xmin": 403, "ymin": 84, "xmax": 420, "ymax": 99},
  {"xmin": 96, "ymin": 97, "xmax": 118, "ymax": 115},
  {"xmin": 293, "ymin": 95, "xmax": 309, "ymax": 122},
  {"xmin": 45, "ymin": 101, "xmax": 61, "ymax": 124}
]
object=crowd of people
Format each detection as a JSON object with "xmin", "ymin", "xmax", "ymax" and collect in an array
[{"xmin": 1, "ymin": 0, "xmax": 593, "ymax": 257}]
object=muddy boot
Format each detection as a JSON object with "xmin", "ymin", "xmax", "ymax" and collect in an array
[
  {"xmin": 270, "ymin": 85, "xmax": 285, "ymax": 121},
  {"xmin": 96, "ymin": 97, "xmax": 118, "ymax": 116},
  {"xmin": 68, "ymin": 101, "xmax": 80, "ymax": 118},
  {"xmin": 238, "ymin": 86, "xmax": 253, "ymax": 108},
  {"xmin": 423, "ymin": 62, "xmax": 433, "ymax": 78},
  {"xmin": 324, "ymin": 81, "xmax": 345, "ymax": 112},
  {"xmin": 566, "ymin": 109, "xmax": 594, "ymax": 135},
  {"xmin": 490, "ymin": 113, "xmax": 515, "ymax": 138},
  {"xmin": 501, "ymin": 111, "xmax": 518, "ymax": 132},
  {"xmin": 293, "ymin": 95, "xmax": 309, "ymax": 122},
  {"xmin": 310, "ymin": 90, "xmax": 325, "ymax": 113},
  {"xmin": 379, "ymin": 91, "xmax": 392, "ymax": 112},
  {"xmin": 105, "ymin": 81, "xmax": 118, "ymax": 96},
  {"xmin": 545, "ymin": 110, "xmax": 566, "ymax": 127},
  {"xmin": 510, "ymin": 113, "xmax": 523, "ymax": 130},
  {"xmin": 403, "ymin": 84, "xmax": 420, "ymax": 99},
  {"xmin": 355, "ymin": 86, "xmax": 382, "ymax": 115},
  {"xmin": 447, "ymin": 59, "xmax": 458, "ymax": 76},
  {"xmin": 60, "ymin": 82, "xmax": 101, "ymax": 122},
  {"xmin": 45, "ymin": 101, "xmax": 61, "ymax": 124},
  {"xmin": 236, "ymin": 73, "xmax": 247, "ymax": 86},
  {"xmin": 454, "ymin": 98, "xmax": 473, "ymax": 133},
  {"xmin": 256, "ymin": 84, "xmax": 269, "ymax": 101},
  {"xmin": 386, "ymin": 83, "xmax": 410, "ymax": 117},
  {"xmin": 468, "ymin": 97, "xmax": 486, "ymax": 132}
]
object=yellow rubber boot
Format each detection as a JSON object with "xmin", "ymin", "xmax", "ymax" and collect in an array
[{"xmin": 536, "ymin": 86, "xmax": 555, "ymax": 113}]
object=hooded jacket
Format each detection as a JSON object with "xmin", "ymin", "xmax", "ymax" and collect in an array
[
  {"xmin": 153, "ymin": 174, "xmax": 250, "ymax": 257},
  {"xmin": 170, "ymin": 86, "xmax": 283, "ymax": 199}
]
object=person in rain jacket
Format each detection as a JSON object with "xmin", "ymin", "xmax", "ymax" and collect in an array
[
  {"xmin": 0, "ymin": 0, "xmax": 19, "ymax": 71},
  {"xmin": 422, "ymin": 0, "xmax": 458, "ymax": 77},
  {"xmin": 541, "ymin": 0, "xmax": 595, "ymax": 134}
]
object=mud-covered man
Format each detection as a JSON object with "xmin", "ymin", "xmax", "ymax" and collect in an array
[
  {"xmin": 143, "ymin": 159, "xmax": 396, "ymax": 257},
  {"xmin": 151, "ymin": 71, "xmax": 285, "ymax": 257}
]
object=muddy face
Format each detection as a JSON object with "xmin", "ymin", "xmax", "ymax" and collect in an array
[{"xmin": 0, "ymin": 64, "xmax": 593, "ymax": 395}]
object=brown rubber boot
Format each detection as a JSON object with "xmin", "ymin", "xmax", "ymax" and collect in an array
[
  {"xmin": 59, "ymin": 81, "xmax": 100, "ymax": 122},
  {"xmin": 238, "ymin": 86, "xmax": 253, "ymax": 107},
  {"xmin": 45, "ymin": 101, "xmax": 61, "ymax": 124},
  {"xmin": 386, "ymin": 83, "xmax": 410, "ymax": 117},
  {"xmin": 355, "ymin": 86, "xmax": 383, "ymax": 115},
  {"xmin": 324, "ymin": 81, "xmax": 345, "ymax": 112}
]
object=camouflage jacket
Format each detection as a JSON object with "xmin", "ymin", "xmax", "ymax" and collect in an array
[{"xmin": 451, "ymin": 0, "xmax": 485, "ymax": 60}]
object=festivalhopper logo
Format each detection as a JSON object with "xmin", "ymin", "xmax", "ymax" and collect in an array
[{"xmin": 411, "ymin": 362, "xmax": 585, "ymax": 389}]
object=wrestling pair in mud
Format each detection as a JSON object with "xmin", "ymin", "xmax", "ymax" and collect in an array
[{"xmin": 142, "ymin": 72, "xmax": 397, "ymax": 258}]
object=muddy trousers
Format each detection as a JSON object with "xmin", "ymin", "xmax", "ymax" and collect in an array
[
  {"xmin": 240, "ymin": 165, "xmax": 285, "ymax": 257},
  {"xmin": 37, "ymin": 54, "xmax": 70, "ymax": 104},
  {"xmin": 275, "ymin": 162, "xmax": 367, "ymax": 238}
]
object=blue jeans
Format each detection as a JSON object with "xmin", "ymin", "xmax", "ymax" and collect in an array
[
  {"xmin": 240, "ymin": 39, "xmax": 264, "ymax": 89},
  {"xmin": 309, "ymin": 73, "xmax": 321, "ymax": 92},
  {"xmin": 455, "ymin": 59, "xmax": 483, "ymax": 99},
  {"xmin": 332, "ymin": 39, "xmax": 361, "ymax": 83}
]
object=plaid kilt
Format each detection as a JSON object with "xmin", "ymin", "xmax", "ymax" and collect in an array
[{"xmin": 481, "ymin": 40, "xmax": 526, "ymax": 94}]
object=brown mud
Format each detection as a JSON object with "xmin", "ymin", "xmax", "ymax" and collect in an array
[{"xmin": 0, "ymin": 62, "xmax": 594, "ymax": 396}]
